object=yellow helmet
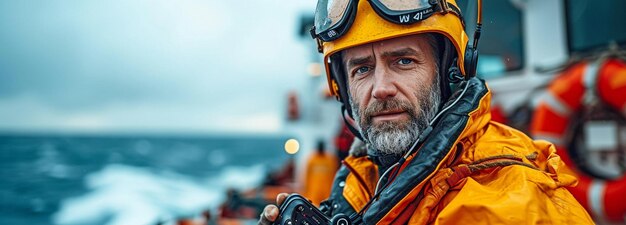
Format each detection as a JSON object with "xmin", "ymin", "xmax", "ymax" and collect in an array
[{"xmin": 312, "ymin": 0, "xmax": 480, "ymax": 98}]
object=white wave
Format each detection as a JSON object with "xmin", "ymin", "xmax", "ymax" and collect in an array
[{"xmin": 53, "ymin": 163, "xmax": 267, "ymax": 225}]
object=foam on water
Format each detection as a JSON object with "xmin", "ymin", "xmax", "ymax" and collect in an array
[{"xmin": 53, "ymin": 163, "xmax": 267, "ymax": 225}]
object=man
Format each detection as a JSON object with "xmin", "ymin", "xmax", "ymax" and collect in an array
[{"xmin": 260, "ymin": 0, "xmax": 594, "ymax": 224}]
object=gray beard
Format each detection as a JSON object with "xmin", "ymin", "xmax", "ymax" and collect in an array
[{"xmin": 351, "ymin": 74, "xmax": 441, "ymax": 155}]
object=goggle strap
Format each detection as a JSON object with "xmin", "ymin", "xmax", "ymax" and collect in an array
[
  {"xmin": 309, "ymin": 25, "xmax": 317, "ymax": 39},
  {"xmin": 428, "ymin": 1, "xmax": 466, "ymax": 29},
  {"xmin": 309, "ymin": 26, "xmax": 325, "ymax": 53},
  {"xmin": 446, "ymin": 3, "xmax": 465, "ymax": 28},
  {"xmin": 437, "ymin": 0, "xmax": 449, "ymax": 13},
  {"xmin": 316, "ymin": 38, "xmax": 324, "ymax": 53},
  {"xmin": 434, "ymin": 2, "xmax": 464, "ymax": 29}
]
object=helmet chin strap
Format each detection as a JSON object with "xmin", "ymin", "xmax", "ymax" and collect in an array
[{"xmin": 341, "ymin": 104, "xmax": 365, "ymax": 141}]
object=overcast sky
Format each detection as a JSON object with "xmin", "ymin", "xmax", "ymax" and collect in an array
[{"xmin": 0, "ymin": 0, "xmax": 318, "ymax": 134}]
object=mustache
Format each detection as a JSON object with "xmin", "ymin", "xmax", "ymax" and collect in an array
[{"xmin": 363, "ymin": 98, "xmax": 417, "ymax": 125}]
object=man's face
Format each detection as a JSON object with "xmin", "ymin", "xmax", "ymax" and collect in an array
[{"xmin": 342, "ymin": 34, "xmax": 441, "ymax": 155}]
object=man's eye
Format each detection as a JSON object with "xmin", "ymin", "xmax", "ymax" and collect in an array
[
  {"xmin": 398, "ymin": 58, "xmax": 413, "ymax": 65},
  {"xmin": 355, "ymin": 66, "xmax": 371, "ymax": 75}
]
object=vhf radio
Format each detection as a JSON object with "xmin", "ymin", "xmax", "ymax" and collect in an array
[{"xmin": 273, "ymin": 194, "xmax": 352, "ymax": 225}]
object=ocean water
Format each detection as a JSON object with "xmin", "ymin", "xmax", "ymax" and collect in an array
[{"xmin": 0, "ymin": 134, "xmax": 290, "ymax": 225}]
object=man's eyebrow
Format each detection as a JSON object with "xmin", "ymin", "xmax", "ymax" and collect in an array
[
  {"xmin": 381, "ymin": 47, "xmax": 420, "ymax": 58},
  {"xmin": 346, "ymin": 56, "xmax": 373, "ymax": 68}
]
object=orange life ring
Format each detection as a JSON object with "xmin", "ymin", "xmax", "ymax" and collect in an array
[{"xmin": 530, "ymin": 58, "xmax": 626, "ymax": 223}]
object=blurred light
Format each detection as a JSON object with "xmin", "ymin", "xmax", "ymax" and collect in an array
[
  {"xmin": 284, "ymin": 138, "xmax": 300, "ymax": 154},
  {"xmin": 308, "ymin": 63, "xmax": 322, "ymax": 77}
]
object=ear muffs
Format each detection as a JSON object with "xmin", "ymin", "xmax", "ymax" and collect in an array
[
  {"xmin": 463, "ymin": 42, "xmax": 479, "ymax": 78},
  {"xmin": 464, "ymin": 18, "xmax": 482, "ymax": 79}
]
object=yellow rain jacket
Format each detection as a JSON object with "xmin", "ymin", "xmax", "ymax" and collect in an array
[{"xmin": 319, "ymin": 78, "xmax": 594, "ymax": 224}]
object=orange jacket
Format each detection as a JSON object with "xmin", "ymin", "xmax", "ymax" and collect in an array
[{"xmin": 320, "ymin": 78, "xmax": 593, "ymax": 224}]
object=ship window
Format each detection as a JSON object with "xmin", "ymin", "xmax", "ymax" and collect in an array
[
  {"xmin": 458, "ymin": 0, "xmax": 525, "ymax": 79},
  {"xmin": 565, "ymin": 0, "xmax": 626, "ymax": 55}
]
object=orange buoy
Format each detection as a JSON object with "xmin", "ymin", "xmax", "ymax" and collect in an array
[{"xmin": 530, "ymin": 59, "xmax": 626, "ymax": 223}]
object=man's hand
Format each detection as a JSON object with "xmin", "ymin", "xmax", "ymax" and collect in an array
[{"xmin": 258, "ymin": 193, "xmax": 289, "ymax": 225}]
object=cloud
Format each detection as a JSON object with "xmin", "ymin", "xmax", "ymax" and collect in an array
[{"xmin": 0, "ymin": 0, "xmax": 318, "ymax": 134}]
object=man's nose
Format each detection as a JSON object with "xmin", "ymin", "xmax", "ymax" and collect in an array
[{"xmin": 372, "ymin": 66, "xmax": 398, "ymax": 100}]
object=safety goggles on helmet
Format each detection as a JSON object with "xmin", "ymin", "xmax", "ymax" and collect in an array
[{"xmin": 311, "ymin": 0, "xmax": 463, "ymax": 42}]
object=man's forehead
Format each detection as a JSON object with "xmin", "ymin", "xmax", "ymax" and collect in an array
[{"xmin": 341, "ymin": 34, "xmax": 428, "ymax": 59}]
